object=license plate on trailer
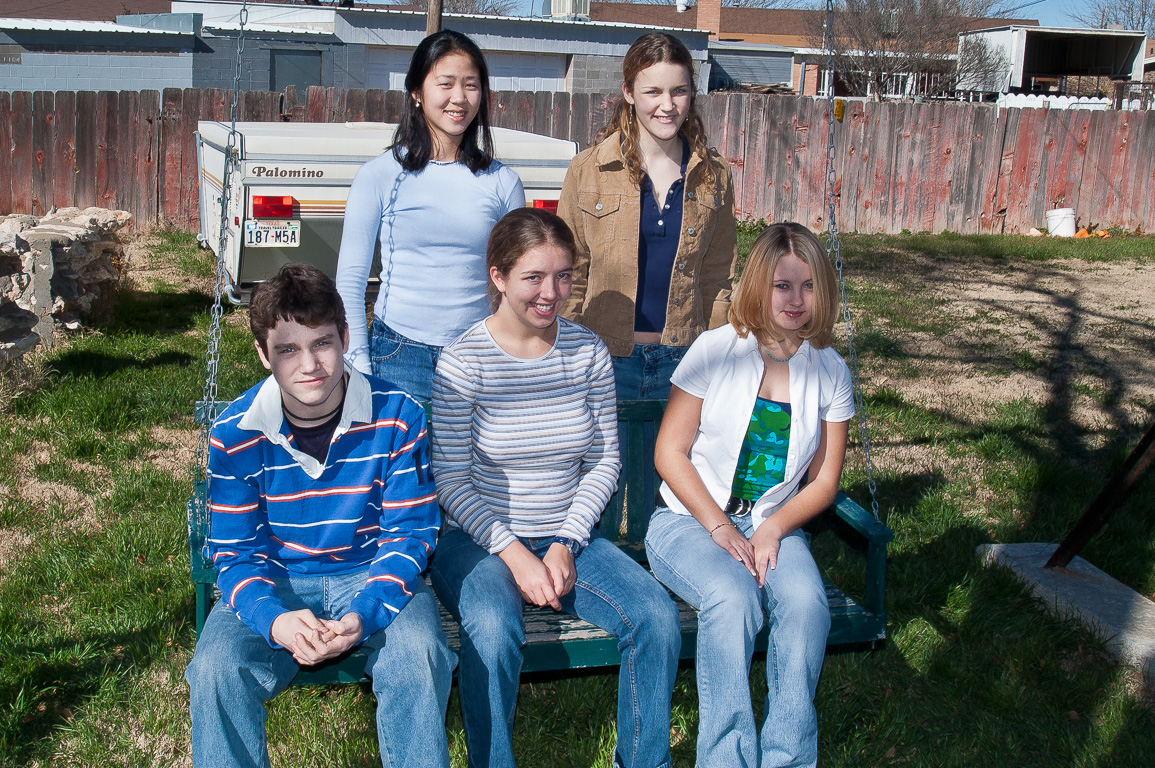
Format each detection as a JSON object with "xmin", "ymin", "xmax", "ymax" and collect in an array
[{"xmin": 244, "ymin": 220, "xmax": 301, "ymax": 247}]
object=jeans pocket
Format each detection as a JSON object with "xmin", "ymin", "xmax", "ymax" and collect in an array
[{"xmin": 369, "ymin": 321, "xmax": 406, "ymax": 365}]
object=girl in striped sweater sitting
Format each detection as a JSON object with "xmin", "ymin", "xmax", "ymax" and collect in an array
[{"xmin": 429, "ymin": 208, "xmax": 681, "ymax": 768}]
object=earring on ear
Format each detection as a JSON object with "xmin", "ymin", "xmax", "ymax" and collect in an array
[
  {"xmin": 628, "ymin": 104, "xmax": 635, "ymax": 125},
  {"xmin": 414, "ymin": 99, "xmax": 422, "ymax": 108}
]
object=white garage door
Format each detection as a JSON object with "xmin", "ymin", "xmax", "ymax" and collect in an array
[{"xmin": 366, "ymin": 47, "xmax": 567, "ymax": 93}]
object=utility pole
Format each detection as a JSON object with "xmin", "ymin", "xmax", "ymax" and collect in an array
[{"xmin": 427, "ymin": 0, "xmax": 443, "ymax": 35}]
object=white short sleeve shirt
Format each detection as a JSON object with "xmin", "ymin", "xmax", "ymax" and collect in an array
[{"xmin": 660, "ymin": 324, "xmax": 855, "ymax": 532}]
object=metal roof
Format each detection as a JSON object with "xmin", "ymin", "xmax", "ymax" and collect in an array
[
  {"xmin": 961, "ymin": 24, "xmax": 1147, "ymax": 37},
  {"xmin": 202, "ymin": 23, "xmax": 332, "ymax": 36},
  {"xmin": 710, "ymin": 40, "xmax": 794, "ymax": 55},
  {"xmin": 170, "ymin": 1, "xmax": 701, "ymax": 34},
  {"xmin": 0, "ymin": 17, "xmax": 188, "ymax": 35}
]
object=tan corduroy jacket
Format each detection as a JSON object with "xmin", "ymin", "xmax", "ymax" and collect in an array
[{"xmin": 557, "ymin": 133, "xmax": 739, "ymax": 357}]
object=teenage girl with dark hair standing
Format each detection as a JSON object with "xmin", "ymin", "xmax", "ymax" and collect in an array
[
  {"xmin": 558, "ymin": 32, "xmax": 738, "ymax": 399},
  {"xmin": 337, "ymin": 29, "xmax": 525, "ymax": 399}
]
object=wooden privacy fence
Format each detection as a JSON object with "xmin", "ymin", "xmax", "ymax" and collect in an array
[{"xmin": 1, "ymin": 86, "xmax": 1153, "ymax": 235}]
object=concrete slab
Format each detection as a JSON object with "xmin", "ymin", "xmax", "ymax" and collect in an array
[{"xmin": 977, "ymin": 542, "xmax": 1155, "ymax": 685}]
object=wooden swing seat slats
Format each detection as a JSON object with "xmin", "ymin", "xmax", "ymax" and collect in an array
[{"xmin": 188, "ymin": 399, "xmax": 892, "ymax": 686}]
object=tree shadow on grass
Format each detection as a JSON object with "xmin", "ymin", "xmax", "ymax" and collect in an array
[
  {"xmin": 48, "ymin": 349, "xmax": 195, "ymax": 380},
  {"xmin": 816, "ymin": 513, "xmax": 1155, "ymax": 766},
  {"xmin": 103, "ymin": 287, "xmax": 218, "ymax": 336},
  {"xmin": 866, "ymin": 260, "xmax": 1154, "ymax": 762},
  {"xmin": 0, "ymin": 596, "xmax": 197, "ymax": 765}
]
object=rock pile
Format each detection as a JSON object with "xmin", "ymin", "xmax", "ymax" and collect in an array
[{"xmin": 0, "ymin": 207, "xmax": 132, "ymax": 362}]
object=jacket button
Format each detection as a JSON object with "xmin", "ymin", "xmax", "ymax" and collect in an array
[
  {"xmin": 595, "ymin": 203, "xmax": 603, "ymax": 211},
  {"xmin": 676, "ymin": 262, "xmax": 685, "ymax": 270},
  {"xmin": 687, "ymin": 191, "xmax": 695, "ymax": 200},
  {"xmin": 687, "ymin": 227, "xmax": 696, "ymax": 235},
  {"xmin": 673, "ymin": 298, "xmax": 682, "ymax": 306},
  {"xmin": 671, "ymin": 334, "xmax": 678, "ymax": 342}
]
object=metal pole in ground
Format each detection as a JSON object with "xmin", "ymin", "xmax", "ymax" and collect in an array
[{"xmin": 1045, "ymin": 419, "xmax": 1155, "ymax": 569}]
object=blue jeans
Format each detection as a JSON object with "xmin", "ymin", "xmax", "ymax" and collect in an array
[
  {"xmin": 185, "ymin": 573, "xmax": 455, "ymax": 768},
  {"xmin": 429, "ymin": 529, "xmax": 680, "ymax": 768},
  {"xmin": 611, "ymin": 344, "xmax": 687, "ymax": 400},
  {"xmin": 645, "ymin": 509, "xmax": 830, "ymax": 768},
  {"xmin": 370, "ymin": 317, "xmax": 441, "ymax": 401}
]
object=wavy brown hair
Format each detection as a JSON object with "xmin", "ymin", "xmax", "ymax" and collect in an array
[{"xmin": 595, "ymin": 33, "xmax": 716, "ymax": 189}]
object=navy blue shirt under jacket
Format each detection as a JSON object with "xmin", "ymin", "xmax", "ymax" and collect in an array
[{"xmin": 635, "ymin": 139, "xmax": 690, "ymax": 334}]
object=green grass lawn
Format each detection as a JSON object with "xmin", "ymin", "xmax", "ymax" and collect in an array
[{"xmin": 1, "ymin": 229, "xmax": 1152, "ymax": 767}]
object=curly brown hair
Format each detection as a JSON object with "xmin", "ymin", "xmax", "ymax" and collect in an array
[{"xmin": 595, "ymin": 33, "xmax": 717, "ymax": 189}]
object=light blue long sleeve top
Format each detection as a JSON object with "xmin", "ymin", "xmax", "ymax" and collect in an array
[{"xmin": 336, "ymin": 151, "xmax": 525, "ymax": 373}]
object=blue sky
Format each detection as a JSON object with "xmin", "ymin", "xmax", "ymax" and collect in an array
[{"xmin": 1002, "ymin": 0, "xmax": 1079, "ymax": 27}]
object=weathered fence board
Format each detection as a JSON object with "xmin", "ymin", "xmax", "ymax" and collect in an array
[
  {"xmin": 178, "ymin": 88, "xmax": 203, "ymax": 231},
  {"xmin": 838, "ymin": 101, "xmax": 866, "ymax": 234},
  {"xmin": 161, "ymin": 89, "xmax": 185, "ymax": 226},
  {"xmin": 52, "ymin": 91, "xmax": 76, "ymax": 212},
  {"xmin": 117, "ymin": 91, "xmax": 139, "ymax": 221},
  {"xmin": 138, "ymin": 90, "xmax": 161, "ymax": 225},
  {"xmin": 3, "ymin": 86, "xmax": 1152, "ymax": 235},
  {"xmin": 94, "ymin": 91, "xmax": 118, "ymax": 211},
  {"xmin": 0, "ymin": 92, "xmax": 12, "ymax": 218},
  {"xmin": 550, "ymin": 90, "xmax": 571, "ymax": 149},
  {"xmin": 9, "ymin": 92, "xmax": 33, "ymax": 217},
  {"xmin": 740, "ymin": 95, "xmax": 770, "ymax": 226},
  {"xmin": 74, "ymin": 91, "xmax": 97, "ymax": 211},
  {"xmin": 365, "ymin": 89, "xmax": 387, "ymax": 123},
  {"xmin": 383, "ymin": 90, "xmax": 404, "ymax": 123},
  {"xmin": 31, "ymin": 91, "xmax": 54, "ymax": 217}
]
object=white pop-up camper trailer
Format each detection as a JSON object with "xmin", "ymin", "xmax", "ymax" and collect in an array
[{"xmin": 196, "ymin": 121, "xmax": 578, "ymax": 303}]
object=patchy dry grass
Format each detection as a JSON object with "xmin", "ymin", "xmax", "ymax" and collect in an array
[{"xmin": 2, "ymin": 229, "xmax": 1153, "ymax": 767}]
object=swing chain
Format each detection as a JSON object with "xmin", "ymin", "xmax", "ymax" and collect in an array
[
  {"xmin": 194, "ymin": 2, "xmax": 249, "ymax": 488},
  {"xmin": 824, "ymin": 0, "xmax": 881, "ymax": 521}
]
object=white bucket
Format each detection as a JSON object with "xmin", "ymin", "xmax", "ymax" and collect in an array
[{"xmin": 1045, "ymin": 208, "xmax": 1076, "ymax": 237}]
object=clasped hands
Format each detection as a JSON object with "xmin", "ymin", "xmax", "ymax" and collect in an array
[
  {"xmin": 499, "ymin": 541, "xmax": 577, "ymax": 611},
  {"xmin": 711, "ymin": 519, "xmax": 782, "ymax": 587},
  {"xmin": 270, "ymin": 609, "xmax": 364, "ymax": 666}
]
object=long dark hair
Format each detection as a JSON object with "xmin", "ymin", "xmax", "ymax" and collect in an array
[
  {"xmin": 596, "ymin": 33, "xmax": 714, "ymax": 188},
  {"xmin": 391, "ymin": 29, "xmax": 496, "ymax": 174}
]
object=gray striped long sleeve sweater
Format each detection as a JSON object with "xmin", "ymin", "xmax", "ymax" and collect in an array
[{"xmin": 431, "ymin": 318, "xmax": 621, "ymax": 554}]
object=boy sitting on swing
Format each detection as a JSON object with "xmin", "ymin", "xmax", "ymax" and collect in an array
[{"xmin": 184, "ymin": 264, "xmax": 454, "ymax": 768}]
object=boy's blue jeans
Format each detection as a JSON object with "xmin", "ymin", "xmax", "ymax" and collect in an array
[{"xmin": 185, "ymin": 572, "xmax": 454, "ymax": 768}]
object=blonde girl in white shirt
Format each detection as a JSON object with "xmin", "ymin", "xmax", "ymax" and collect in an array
[{"xmin": 644, "ymin": 222, "xmax": 854, "ymax": 768}]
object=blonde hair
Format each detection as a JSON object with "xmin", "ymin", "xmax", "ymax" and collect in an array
[
  {"xmin": 595, "ymin": 33, "xmax": 716, "ymax": 189},
  {"xmin": 729, "ymin": 222, "xmax": 839, "ymax": 349}
]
